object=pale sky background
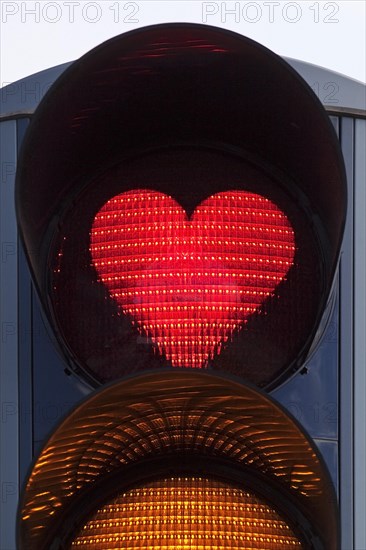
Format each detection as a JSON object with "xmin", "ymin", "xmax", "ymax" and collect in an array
[{"xmin": 0, "ymin": 0, "xmax": 365, "ymax": 87}]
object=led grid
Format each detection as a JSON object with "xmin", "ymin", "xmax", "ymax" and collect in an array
[
  {"xmin": 91, "ymin": 190, "xmax": 295, "ymax": 369},
  {"xmin": 71, "ymin": 476, "xmax": 303, "ymax": 549}
]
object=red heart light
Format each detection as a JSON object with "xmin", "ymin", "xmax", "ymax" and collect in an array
[{"xmin": 90, "ymin": 190, "xmax": 295, "ymax": 368}]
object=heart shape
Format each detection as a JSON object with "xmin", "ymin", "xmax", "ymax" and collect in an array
[{"xmin": 90, "ymin": 190, "xmax": 295, "ymax": 368}]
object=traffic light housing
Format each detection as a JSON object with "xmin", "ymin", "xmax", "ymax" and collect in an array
[
  {"xmin": 16, "ymin": 23, "xmax": 346, "ymax": 389},
  {"xmin": 9, "ymin": 22, "xmax": 351, "ymax": 550},
  {"xmin": 19, "ymin": 371, "xmax": 338, "ymax": 549}
]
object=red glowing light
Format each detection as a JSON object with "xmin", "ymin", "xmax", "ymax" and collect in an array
[{"xmin": 90, "ymin": 190, "xmax": 295, "ymax": 368}]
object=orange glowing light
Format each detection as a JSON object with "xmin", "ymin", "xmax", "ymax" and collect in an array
[
  {"xmin": 90, "ymin": 190, "xmax": 295, "ymax": 368},
  {"xmin": 71, "ymin": 476, "xmax": 303, "ymax": 549}
]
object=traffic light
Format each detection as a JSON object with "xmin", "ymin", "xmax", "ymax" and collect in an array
[
  {"xmin": 15, "ymin": 23, "xmax": 346, "ymax": 389},
  {"xmin": 19, "ymin": 371, "xmax": 338, "ymax": 549},
  {"xmin": 2, "ymin": 22, "xmax": 355, "ymax": 549}
]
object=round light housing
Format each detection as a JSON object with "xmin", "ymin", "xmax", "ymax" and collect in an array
[
  {"xmin": 18, "ymin": 371, "xmax": 339, "ymax": 549},
  {"xmin": 16, "ymin": 24, "xmax": 346, "ymax": 389}
]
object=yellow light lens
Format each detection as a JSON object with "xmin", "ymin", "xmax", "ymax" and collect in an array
[{"xmin": 71, "ymin": 476, "xmax": 303, "ymax": 549}]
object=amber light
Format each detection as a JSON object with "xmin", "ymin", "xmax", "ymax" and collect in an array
[
  {"xmin": 90, "ymin": 190, "xmax": 295, "ymax": 369},
  {"xmin": 71, "ymin": 476, "xmax": 303, "ymax": 549},
  {"xmin": 18, "ymin": 372, "xmax": 339, "ymax": 549}
]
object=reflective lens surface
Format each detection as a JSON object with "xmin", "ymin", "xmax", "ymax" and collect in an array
[{"xmin": 51, "ymin": 149, "xmax": 321, "ymax": 387}]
